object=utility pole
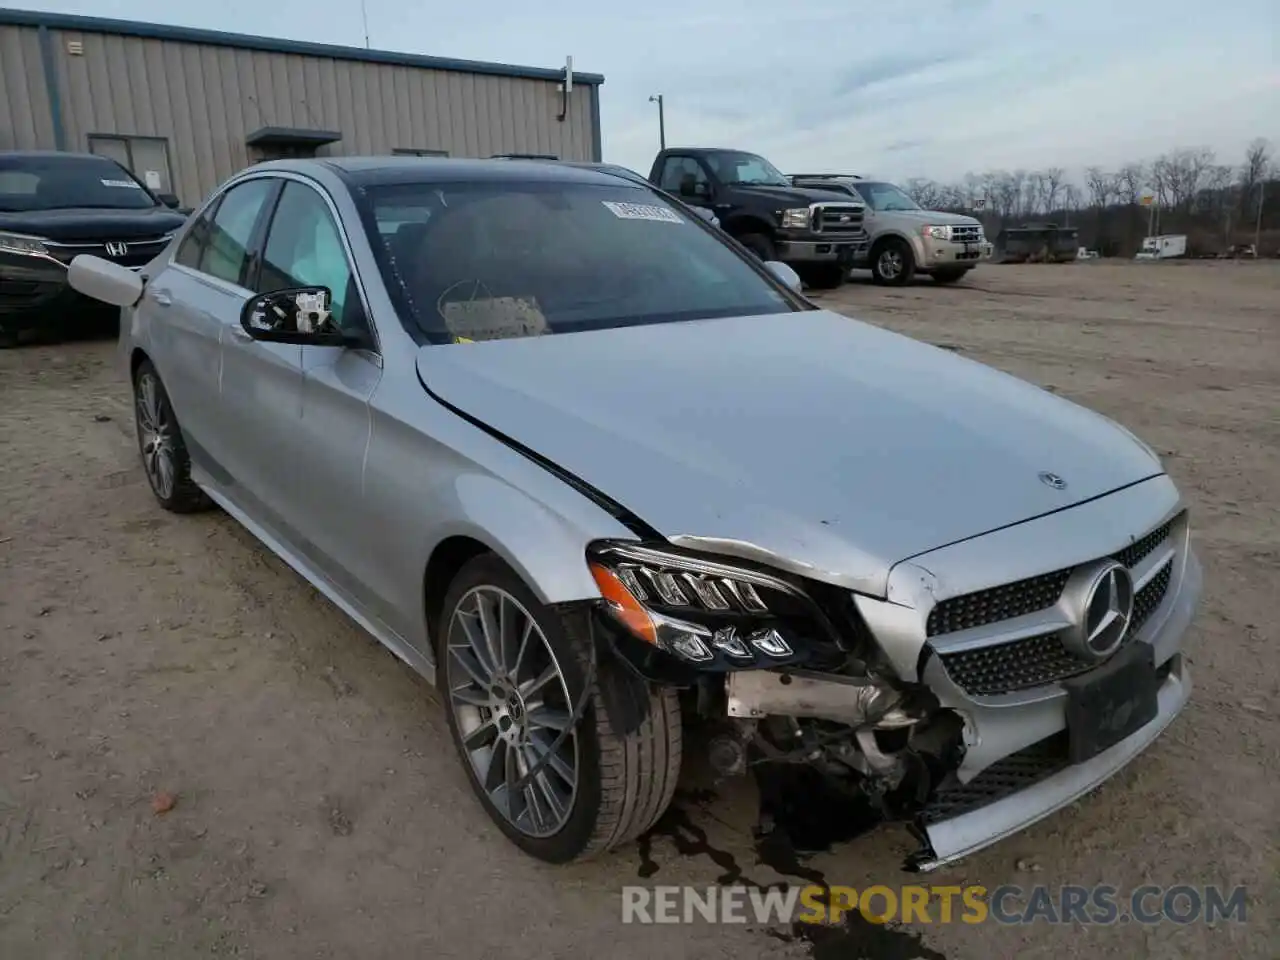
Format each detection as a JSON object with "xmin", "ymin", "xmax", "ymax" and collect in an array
[
  {"xmin": 360, "ymin": 0, "xmax": 371, "ymax": 48},
  {"xmin": 649, "ymin": 95, "xmax": 665, "ymax": 150}
]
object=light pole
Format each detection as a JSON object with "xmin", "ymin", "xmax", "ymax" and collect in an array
[
  {"xmin": 1255, "ymin": 179, "xmax": 1266, "ymax": 255},
  {"xmin": 649, "ymin": 95, "xmax": 665, "ymax": 150}
]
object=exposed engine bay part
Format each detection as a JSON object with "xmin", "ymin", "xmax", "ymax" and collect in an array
[{"xmin": 726, "ymin": 667, "xmax": 923, "ymax": 728}]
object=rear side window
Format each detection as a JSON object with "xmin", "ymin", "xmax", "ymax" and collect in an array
[{"xmin": 197, "ymin": 179, "xmax": 276, "ymax": 285}]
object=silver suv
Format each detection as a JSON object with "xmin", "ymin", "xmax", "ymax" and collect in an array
[{"xmin": 792, "ymin": 175, "xmax": 993, "ymax": 285}]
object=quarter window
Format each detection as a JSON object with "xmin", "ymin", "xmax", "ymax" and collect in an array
[{"xmin": 198, "ymin": 179, "xmax": 275, "ymax": 286}]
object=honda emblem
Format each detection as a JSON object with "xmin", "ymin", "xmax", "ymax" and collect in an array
[{"xmin": 105, "ymin": 241, "xmax": 129, "ymax": 257}]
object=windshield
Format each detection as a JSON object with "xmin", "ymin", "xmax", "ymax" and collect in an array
[
  {"xmin": 359, "ymin": 180, "xmax": 796, "ymax": 344},
  {"xmin": 852, "ymin": 181, "xmax": 921, "ymax": 212},
  {"xmin": 705, "ymin": 151, "xmax": 791, "ymax": 187},
  {"xmin": 0, "ymin": 155, "xmax": 158, "ymax": 212}
]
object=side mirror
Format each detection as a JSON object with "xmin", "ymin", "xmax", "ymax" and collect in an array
[
  {"xmin": 157, "ymin": 192, "xmax": 181, "ymax": 209},
  {"xmin": 239, "ymin": 287, "xmax": 357, "ymax": 346},
  {"xmin": 679, "ymin": 175, "xmax": 709, "ymax": 200},
  {"xmin": 764, "ymin": 261, "xmax": 803, "ymax": 293},
  {"xmin": 67, "ymin": 254, "xmax": 144, "ymax": 307}
]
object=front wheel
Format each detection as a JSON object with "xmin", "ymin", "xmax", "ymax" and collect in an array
[
  {"xmin": 871, "ymin": 238, "xmax": 916, "ymax": 286},
  {"xmin": 439, "ymin": 553, "xmax": 682, "ymax": 862},
  {"xmin": 737, "ymin": 232, "xmax": 777, "ymax": 261}
]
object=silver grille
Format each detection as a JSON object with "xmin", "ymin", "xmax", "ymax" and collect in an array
[
  {"xmin": 950, "ymin": 224, "xmax": 982, "ymax": 243},
  {"xmin": 930, "ymin": 516, "xmax": 1181, "ymax": 697},
  {"xmin": 813, "ymin": 204, "xmax": 865, "ymax": 235}
]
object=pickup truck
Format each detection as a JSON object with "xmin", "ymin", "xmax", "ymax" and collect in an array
[
  {"xmin": 790, "ymin": 174, "xmax": 992, "ymax": 285},
  {"xmin": 648, "ymin": 148, "xmax": 867, "ymax": 289}
]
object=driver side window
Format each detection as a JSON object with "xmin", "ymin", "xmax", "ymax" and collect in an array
[
  {"xmin": 658, "ymin": 157, "xmax": 708, "ymax": 195},
  {"xmin": 257, "ymin": 181, "xmax": 367, "ymax": 336}
]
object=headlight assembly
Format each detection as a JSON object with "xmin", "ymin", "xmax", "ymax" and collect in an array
[
  {"xmin": 0, "ymin": 231, "xmax": 51, "ymax": 258},
  {"xmin": 922, "ymin": 225, "xmax": 951, "ymax": 241},
  {"xmin": 780, "ymin": 207, "xmax": 812, "ymax": 230},
  {"xmin": 586, "ymin": 541, "xmax": 843, "ymax": 671}
]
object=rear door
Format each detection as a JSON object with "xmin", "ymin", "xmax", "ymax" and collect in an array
[{"xmin": 144, "ymin": 177, "xmax": 279, "ymax": 477}]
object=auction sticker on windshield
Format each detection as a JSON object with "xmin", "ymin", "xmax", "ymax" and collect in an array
[
  {"xmin": 602, "ymin": 201, "xmax": 684, "ymax": 224},
  {"xmin": 100, "ymin": 179, "xmax": 143, "ymax": 188}
]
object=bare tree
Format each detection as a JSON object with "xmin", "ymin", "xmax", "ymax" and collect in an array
[
  {"xmin": 1084, "ymin": 167, "xmax": 1115, "ymax": 208},
  {"xmin": 1239, "ymin": 137, "xmax": 1272, "ymax": 218},
  {"xmin": 1042, "ymin": 167, "xmax": 1066, "ymax": 212},
  {"xmin": 904, "ymin": 177, "xmax": 943, "ymax": 210},
  {"xmin": 1114, "ymin": 163, "xmax": 1146, "ymax": 206}
]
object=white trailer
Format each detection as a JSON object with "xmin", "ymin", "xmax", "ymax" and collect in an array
[{"xmin": 1136, "ymin": 234, "xmax": 1188, "ymax": 260}]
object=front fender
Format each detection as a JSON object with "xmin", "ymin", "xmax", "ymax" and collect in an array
[{"xmin": 425, "ymin": 471, "xmax": 624, "ymax": 607}]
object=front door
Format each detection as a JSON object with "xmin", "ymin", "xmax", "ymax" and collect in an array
[{"xmin": 250, "ymin": 179, "xmax": 386, "ymax": 619}]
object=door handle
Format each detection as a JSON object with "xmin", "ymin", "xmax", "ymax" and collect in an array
[{"xmin": 151, "ymin": 289, "xmax": 172, "ymax": 307}]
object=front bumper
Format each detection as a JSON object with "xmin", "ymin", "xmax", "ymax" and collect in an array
[
  {"xmin": 853, "ymin": 475, "xmax": 1200, "ymax": 868},
  {"xmin": 911, "ymin": 650, "xmax": 1191, "ymax": 870},
  {"xmin": 776, "ymin": 237, "xmax": 869, "ymax": 265},
  {"xmin": 919, "ymin": 237, "xmax": 993, "ymax": 269},
  {"xmin": 0, "ymin": 253, "xmax": 113, "ymax": 335}
]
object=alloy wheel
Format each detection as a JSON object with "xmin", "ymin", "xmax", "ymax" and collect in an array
[
  {"xmin": 136, "ymin": 372, "xmax": 176, "ymax": 500},
  {"xmin": 878, "ymin": 248, "xmax": 903, "ymax": 280},
  {"xmin": 446, "ymin": 585, "xmax": 580, "ymax": 838}
]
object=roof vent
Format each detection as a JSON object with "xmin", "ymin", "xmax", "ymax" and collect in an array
[{"xmin": 66, "ymin": 38, "xmax": 84, "ymax": 56}]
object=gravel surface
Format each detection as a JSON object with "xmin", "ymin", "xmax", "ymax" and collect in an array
[{"xmin": 1, "ymin": 260, "xmax": 1276, "ymax": 959}]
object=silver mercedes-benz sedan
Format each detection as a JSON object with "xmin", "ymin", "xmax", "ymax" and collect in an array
[{"xmin": 67, "ymin": 157, "xmax": 1200, "ymax": 868}]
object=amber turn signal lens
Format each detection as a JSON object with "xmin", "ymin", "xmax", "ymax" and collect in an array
[{"xmin": 589, "ymin": 563, "xmax": 657, "ymax": 645}]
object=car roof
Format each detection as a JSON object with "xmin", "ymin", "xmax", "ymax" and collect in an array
[{"xmin": 277, "ymin": 156, "xmax": 636, "ymax": 188}]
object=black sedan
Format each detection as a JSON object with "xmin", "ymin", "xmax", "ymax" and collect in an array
[{"xmin": 0, "ymin": 151, "xmax": 187, "ymax": 346}]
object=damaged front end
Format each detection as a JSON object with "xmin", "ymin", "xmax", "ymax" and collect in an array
[{"xmin": 586, "ymin": 540, "xmax": 968, "ymax": 858}]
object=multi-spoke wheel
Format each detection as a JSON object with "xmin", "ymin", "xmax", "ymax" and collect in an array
[
  {"xmin": 871, "ymin": 237, "xmax": 916, "ymax": 286},
  {"xmin": 132, "ymin": 359, "xmax": 211, "ymax": 513},
  {"xmin": 447, "ymin": 584, "xmax": 580, "ymax": 838},
  {"xmin": 439, "ymin": 553, "xmax": 683, "ymax": 863}
]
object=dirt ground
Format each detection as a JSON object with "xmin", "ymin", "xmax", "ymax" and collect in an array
[{"xmin": 1, "ymin": 260, "xmax": 1276, "ymax": 959}]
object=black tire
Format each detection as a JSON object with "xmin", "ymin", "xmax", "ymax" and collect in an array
[
  {"xmin": 438, "ymin": 553, "xmax": 682, "ymax": 863},
  {"xmin": 802, "ymin": 264, "xmax": 847, "ymax": 290},
  {"xmin": 870, "ymin": 238, "xmax": 916, "ymax": 286},
  {"xmin": 931, "ymin": 268, "xmax": 970, "ymax": 285},
  {"xmin": 132, "ymin": 359, "xmax": 213, "ymax": 513},
  {"xmin": 737, "ymin": 232, "xmax": 777, "ymax": 261}
]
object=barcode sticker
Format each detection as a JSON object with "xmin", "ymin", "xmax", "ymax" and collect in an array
[{"xmin": 602, "ymin": 201, "xmax": 683, "ymax": 224}]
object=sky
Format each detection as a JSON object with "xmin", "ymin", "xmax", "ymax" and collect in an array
[{"xmin": 16, "ymin": 0, "xmax": 1279, "ymax": 183}]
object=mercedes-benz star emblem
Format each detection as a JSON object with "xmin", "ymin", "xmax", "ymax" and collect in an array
[
  {"xmin": 105, "ymin": 241, "xmax": 129, "ymax": 257},
  {"xmin": 1038, "ymin": 471, "xmax": 1067, "ymax": 490},
  {"xmin": 1061, "ymin": 560, "xmax": 1135, "ymax": 660}
]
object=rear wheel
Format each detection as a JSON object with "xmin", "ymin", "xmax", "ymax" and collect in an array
[
  {"xmin": 439, "ymin": 553, "xmax": 682, "ymax": 862},
  {"xmin": 931, "ymin": 268, "xmax": 969, "ymax": 285},
  {"xmin": 871, "ymin": 238, "xmax": 915, "ymax": 286},
  {"xmin": 132, "ymin": 360, "xmax": 212, "ymax": 513}
]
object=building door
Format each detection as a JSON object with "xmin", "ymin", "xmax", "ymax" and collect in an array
[{"xmin": 87, "ymin": 134, "xmax": 174, "ymax": 194}]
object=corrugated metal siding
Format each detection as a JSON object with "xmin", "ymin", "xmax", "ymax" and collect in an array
[
  {"xmin": 1, "ymin": 23, "xmax": 597, "ymax": 204},
  {"xmin": 0, "ymin": 25, "xmax": 56, "ymax": 149}
]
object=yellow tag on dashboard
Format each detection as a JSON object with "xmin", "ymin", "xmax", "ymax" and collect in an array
[{"xmin": 453, "ymin": 336, "xmax": 474, "ymax": 344}]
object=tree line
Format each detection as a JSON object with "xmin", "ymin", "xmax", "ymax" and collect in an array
[{"xmin": 899, "ymin": 138, "xmax": 1276, "ymax": 257}]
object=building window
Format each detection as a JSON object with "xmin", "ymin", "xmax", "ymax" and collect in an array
[
  {"xmin": 87, "ymin": 135, "xmax": 174, "ymax": 195},
  {"xmin": 392, "ymin": 148, "xmax": 449, "ymax": 157}
]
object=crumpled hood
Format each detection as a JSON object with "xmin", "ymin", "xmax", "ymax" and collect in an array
[{"xmin": 417, "ymin": 310, "xmax": 1161, "ymax": 596}]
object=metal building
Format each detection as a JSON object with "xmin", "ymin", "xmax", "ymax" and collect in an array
[{"xmin": 0, "ymin": 8, "xmax": 604, "ymax": 206}]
